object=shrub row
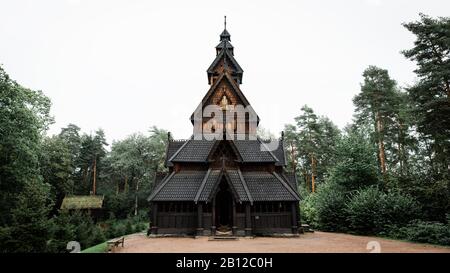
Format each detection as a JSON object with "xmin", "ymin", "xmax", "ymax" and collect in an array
[{"xmin": 300, "ymin": 184, "xmax": 450, "ymax": 246}]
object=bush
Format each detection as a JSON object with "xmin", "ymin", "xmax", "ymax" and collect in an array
[
  {"xmin": 134, "ymin": 223, "xmax": 147, "ymax": 233},
  {"xmin": 346, "ymin": 186, "xmax": 385, "ymax": 234},
  {"xmin": 300, "ymin": 193, "xmax": 318, "ymax": 228},
  {"xmin": 314, "ymin": 183, "xmax": 348, "ymax": 232},
  {"xmin": 389, "ymin": 220, "xmax": 450, "ymax": 246},
  {"xmin": 346, "ymin": 187, "xmax": 421, "ymax": 235},
  {"xmin": 329, "ymin": 132, "xmax": 380, "ymax": 192},
  {"xmin": 125, "ymin": 220, "xmax": 133, "ymax": 235},
  {"xmin": 383, "ymin": 190, "xmax": 421, "ymax": 229}
]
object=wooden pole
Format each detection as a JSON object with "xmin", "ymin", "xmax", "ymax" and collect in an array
[
  {"xmin": 212, "ymin": 198, "xmax": 216, "ymax": 235},
  {"xmin": 151, "ymin": 203, "xmax": 158, "ymax": 234},
  {"xmin": 291, "ymin": 202, "xmax": 299, "ymax": 234},
  {"xmin": 197, "ymin": 203, "xmax": 204, "ymax": 236},
  {"xmin": 232, "ymin": 201, "xmax": 237, "ymax": 235},
  {"xmin": 245, "ymin": 203, "xmax": 252, "ymax": 236}
]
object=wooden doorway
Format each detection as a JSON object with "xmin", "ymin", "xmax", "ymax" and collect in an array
[{"xmin": 215, "ymin": 179, "xmax": 233, "ymax": 232}]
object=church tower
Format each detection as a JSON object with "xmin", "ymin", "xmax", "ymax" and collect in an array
[{"xmin": 191, "ymin": 17, "xmax": 259, "ymax": 139}]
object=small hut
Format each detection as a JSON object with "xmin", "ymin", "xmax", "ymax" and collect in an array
[{"xmin": 60, "ymin": 195, "xmax": 104, "ymax": 221}]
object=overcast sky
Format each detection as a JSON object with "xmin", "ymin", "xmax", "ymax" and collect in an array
[{"xmin": 1, "ymin": 0, "xmax": 448, "ymax": 144}]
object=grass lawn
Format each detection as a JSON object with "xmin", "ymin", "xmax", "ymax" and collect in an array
[{"xmin": 81, "ymin": 242, "xmax": 107, "ymax": 253}]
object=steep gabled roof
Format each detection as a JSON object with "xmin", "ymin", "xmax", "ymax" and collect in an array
[
  {"xmin": 195, "ymin": 169, "xmax": 252, "ymax": 203},
  {"xmin": 281, "ymin": 171, "xmax": 299, "ymax": 194},
  {"xmin": 206, "ymin": 140, "xmax": 243, "ymax": 162},
  {"xmin": 216, "ymin": 40, "xmax": 233, "ymax": 50},
  {"xmin": 165, "ymin": 140, "xmax": 187, "ymax": 167},
  {"xmin": 260, "ymin": 138, "xmax": 287, "ymax": 166},
  {"xmin": 191, "ymin": 72, "xmax": 258, "ymax": 123},
  {"xmin": 207, "ymin": 49, "xmax": 243, "ymax": 75}
]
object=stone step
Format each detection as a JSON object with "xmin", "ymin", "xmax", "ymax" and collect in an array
[{"xmin": 209, "ymin": 236, "xmax": 239, "ymax": 241}]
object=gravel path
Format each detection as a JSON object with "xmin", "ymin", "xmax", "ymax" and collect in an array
[{"xmin": 114, "ymin": 231, "xmax": 450, "ymax": 253}]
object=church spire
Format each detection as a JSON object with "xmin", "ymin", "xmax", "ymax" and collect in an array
[
  {"xmin": 207, "ymin": 16, "xmax": 243, "ymax": 85},
  {"xmin": 220, "ymin": 15, "xmax": 231, "ymax": 42}
]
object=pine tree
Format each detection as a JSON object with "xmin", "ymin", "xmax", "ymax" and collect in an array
[
  {"xmin": 402, "ymin": 14, "xmax": 450, "ymax": 177},
  {"xmin": 353, "ymin": 66, "xmax": 399, "ymax": 179}
]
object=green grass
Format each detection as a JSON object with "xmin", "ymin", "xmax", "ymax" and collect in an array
[{"xmin": 81, "ymin": 242, "xmax": 107, "ymax": 253}]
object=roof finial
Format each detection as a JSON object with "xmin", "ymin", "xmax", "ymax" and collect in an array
[{"xmin": 224, "ymin": 15, "xmax": 227, "ymax": 30}]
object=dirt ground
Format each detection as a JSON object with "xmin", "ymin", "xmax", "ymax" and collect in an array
[{"xmin": 114, "ymin": 231, "xmax": 450, "ymax": 253}]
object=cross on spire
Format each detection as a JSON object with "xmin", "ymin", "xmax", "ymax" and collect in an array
[{"xmin": 224, "ymin": 15, "xmax": 227, "ymax": 30}]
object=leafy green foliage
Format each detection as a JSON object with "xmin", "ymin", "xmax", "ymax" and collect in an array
[
  {"xmin": 7, "ymin": 180, "xmax": 54, "ymax": 252},
  {"xmin": 328, "ymin": 129, "xmax": 380, "ymax": 192},
  {"xmin": 0, "ymin": 66, "xmax": 52, "ymax": 225},
  {"xmin": 389, "ymin": 220, "xmax": 450, "ymax": 246},
  {"xmin": 284, "ymin": 105, "xmax": 341, "ymax": 190},
  {"xmin": 401, "ymin": 13, "xmax": 450, "ymax": 221},
  {"xmin": 39, "ymin": 136, "xmax": 73, "ymax": 211},
  {"xmin": 313, "ymin": 182, "xmax": 348, "ymax": 232},
  {"xmin": 345, "ymin": 187, "xmax": 421, "ymax": 235}
]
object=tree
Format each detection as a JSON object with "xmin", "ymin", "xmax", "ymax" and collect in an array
[
  {"xmin": 8, "ymin": 179, "xmax": 54, "ymax": 252},
  {"xmin": 328, "ymin": 127, "xmax": 380, "ymax": 193},
  {"xmin": 102, "ymin": 126, "xmax": 168, "ymax": 217},
  {"xmin": 353, "ymin": 66, "xmax": 398, "ymax": 178},
  {"xmin": 76, "ymin": 130, "xmax": 108, "ymax": 195},
  {"xmin": 287, "ymin": 106, "xmax": 341, "ymax": 192},
  {"xmin": 0, "ymin": 65, "xmax": 53, "ymax": 240},
  {"xmin": 401, "ymin": 14, "xmax": 450, "ymax": 221},
  {"xmin": 283, "ymin": 124, "xmax": 299, "ymax": 173},
  {"xmin": 402, "ymin": 14, "xmax": 450, "ymax": 180},
  {"xmin": 39, "ymin": 136, "xmax": 73, "ymax": 211}
]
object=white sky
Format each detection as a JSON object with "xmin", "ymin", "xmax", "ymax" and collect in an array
[{"xmin": 0, "ymin": 0, "xmax": 448, "ymax": 143}]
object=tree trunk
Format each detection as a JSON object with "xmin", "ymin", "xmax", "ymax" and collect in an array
[
  {"xmin": 82, "ymin": 168, "xmax": 88, "ymax": 190},
  {"xmin": 398, "ymin": 141, "xmax": 403, "ymax": 175},
  {"xmin": 302, "ymin": 170, "xmax": 309, "ymax": 191},
  {"xmin": 134, "ymin": 180, "xmax": 139, "ymax": 216},
  {"xmin": 124, "ymin": 176, "xmax": 128, "ymax": 194},
  {"xmin": 397, "ymin": 121, "xmax": 403, "ymax": 176},
  {"xmin": 376, "ymin": 112, "xmax": 387, "ymax": 175},
  {"xmin": 92, "ymin": 157, "xmax": 97, "ymax": 195},
  {"xmin": 311, "ymin": 154, "xmax": 316, "ymax": 193},
  {"xmin": 290, "ymin": 142, "xmax": 297, "ymax": 173}
]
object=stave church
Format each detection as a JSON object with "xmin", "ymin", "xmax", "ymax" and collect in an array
[{"xmin": 148, "ymin": 19, "xmax": 300, "ymax": 236}]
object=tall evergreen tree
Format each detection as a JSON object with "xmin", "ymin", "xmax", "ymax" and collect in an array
[
  {"xmin": 353, "ymin": 66, "xmax": 399, "ymax": 179},
  {"xmin": 401, "ymin": 14, "xmax": 450, "ymax": 221},
  {"xmin": 402, "ymin": 14, "xmax": 450, "ymax": 178},
  {"xmin": 286, "ymin": 106, "xmax": 341, "ymax": 192}
]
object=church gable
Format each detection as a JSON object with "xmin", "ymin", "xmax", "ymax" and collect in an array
[
  {"xmin": 207, "ymin": 51, "xmax": 243, "ymax": 79},
  {"xmin": 206, "ymin": 75, "xmax": 244, "ymax": 107}
]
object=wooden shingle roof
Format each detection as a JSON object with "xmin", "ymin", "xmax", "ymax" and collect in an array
[
  {"xmin": 148, "ymin": 168, "xmax": 299, "ymax": 202},
  {"xmin": 165, "ymin": 139, "xmax": 287, "ymax": 166},
  {"xmin": 148, "ymin": 171, "xmax": 207, "ymax": 201},
  {"xmin": 242, "ymin": 172, "xmax": 299, "ymax": 201}
]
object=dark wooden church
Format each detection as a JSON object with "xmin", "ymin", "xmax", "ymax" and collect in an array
[{"xmin": 148, "ymin": 20, "xmax": 300, "ymax": 236}]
